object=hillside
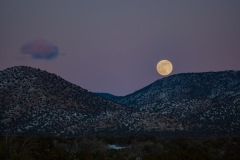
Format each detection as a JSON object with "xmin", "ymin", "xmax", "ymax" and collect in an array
[
  {"xmin": 0, "ymin": 66, "xmax": 133, "ymax": 136},
  {"xmin": 0, "ymin": 66, "xmax": 240, "ymax": 137},
  {"xmin": 97, "ymin": 71, "xmax": 240, "ymax": 135}
]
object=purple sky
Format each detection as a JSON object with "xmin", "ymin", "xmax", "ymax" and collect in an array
[{"xmin": 0, "ymin": 0, "xmax": 240, "ymax": 96}]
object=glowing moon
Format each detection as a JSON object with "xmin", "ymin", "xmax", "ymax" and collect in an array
[{"xmin": 156, "ymin": 60, "xmax": 173, "ymax": 76}]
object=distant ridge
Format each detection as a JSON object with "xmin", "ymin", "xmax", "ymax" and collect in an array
[
  {"xmin": 95, "ymin": 92, "xmax": 122, "ymax": 102},
  {"xmin": 1, "ymin": 66, "xmax": 240, "ymax": 137}
]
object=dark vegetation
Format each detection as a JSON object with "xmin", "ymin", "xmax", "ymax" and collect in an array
[
  {"xmin": 1, "ymin": 66, "xmax": 240, "ymax": 136},
  {"xmin": 0, "ymin": 135, "xmax": 240, "ymax": 160}
]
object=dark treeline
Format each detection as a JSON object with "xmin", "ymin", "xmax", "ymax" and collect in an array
[{"xmin": 0, "ymin": 135, "xmax": 240, "ymax": 160}]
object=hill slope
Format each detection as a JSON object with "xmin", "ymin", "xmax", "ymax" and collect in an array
[
  {"xmin": 98, "ymin": 71, "xmax": 240, "ymax": 135},
  {"xmin": 0, "ymin": 66, "xmax": 133, "ymax": 136},
  {"xmin": 1, "ymin": 66, "xmax": 240, "ymax": 137}
]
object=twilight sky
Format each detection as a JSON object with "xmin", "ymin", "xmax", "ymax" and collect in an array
[{"xmin": 0, "ymin": 0, "xmax": 240, "ymax": 96}]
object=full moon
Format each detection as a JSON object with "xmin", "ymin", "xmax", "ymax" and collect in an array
[{"xmin": 156, "ymin": 60, "xmax": 173, "ymax": 76}]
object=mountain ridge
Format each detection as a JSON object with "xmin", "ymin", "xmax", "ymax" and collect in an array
[
  {"xmin": 98, "ymin": 70, "xmax": 240, "ymax": 105},
  {"xmin": 97, "ymin": 70, "xmax": 240, "ymax": 136},
  {"xmin": 1, "ymin": 66, "xmax": 240, "ymax": 137},
  {"xmin": 0, "ymin": 66, "xmax": 133, "ymax": 136}
]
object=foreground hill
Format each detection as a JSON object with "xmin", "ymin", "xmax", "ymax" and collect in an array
[
  {"xmin": 98, "ymin": 71, "xmax": 240, "ymax": 135},
  {"xmin": 0, "ymin": 66, "xmax": 133, "ymax": 136}
]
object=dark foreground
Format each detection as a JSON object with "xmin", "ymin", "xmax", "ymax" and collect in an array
[{"xmin": 0, "ymin": 135, "xmax": 240, "ymax": 160}]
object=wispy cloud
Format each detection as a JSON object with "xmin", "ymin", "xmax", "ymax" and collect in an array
[{"xmin": 20, "ymin": 39, "xmax": 59, "ymax": 60}]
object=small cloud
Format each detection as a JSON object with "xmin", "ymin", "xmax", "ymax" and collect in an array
[{"xmin": 20, "ymin": 39, "xmax": 59, "ymax": 60}]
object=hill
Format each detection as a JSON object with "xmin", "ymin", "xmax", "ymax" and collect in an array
[
  {"xmin": 1, "ymin": 66, "xmax": 240, "ymax": 137},
  {"xmin": 97, "ymin": 71, "xmax": 240, "ymax": 136},
  {"xmin": 0, "ymin": 66, "xmax": 132, "ymax": 136}
]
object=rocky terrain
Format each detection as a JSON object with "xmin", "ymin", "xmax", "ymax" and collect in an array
[
  {"xmin": 98, "ymin": 71, "xmax": 240, "ymax": 136},
  {"xmin": 0, "ymin": 66, "xmax": 134, "ymax": 136},
  {"xmin": 0, "ymin": 66, "xmax": 240, "ymax": 137}
]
